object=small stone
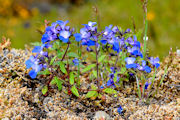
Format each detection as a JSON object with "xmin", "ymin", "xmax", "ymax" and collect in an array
[
  {"xmin": 93, "ymin": 111, "xmax": 111, "ymax": 120},
  {"xmin": 2, "ymin": 118, "xmax": 9, "ymax": 120},
  {"xmin": 177, "ymin": 98, "xmax": 180, "ymax": 105},
  {"xmin": 177, "ymin": 49, "xmax": 180, "ymax": 56}
]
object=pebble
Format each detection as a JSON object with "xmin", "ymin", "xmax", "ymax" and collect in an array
[
  {"xmin": 93, "ymin": 111, "xmax": 111, "ymax": 120},
  {"xmin": 177, "ymin": 49, "xmax": 180, "ymax": 56},
  {"xmin": 1, "ymin": 118, "xmax": 9, "ymax": 120}
]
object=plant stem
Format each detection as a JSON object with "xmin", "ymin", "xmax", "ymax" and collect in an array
[
  {"xmin": 143, "ymin": 0, "xmax": 148, "ymax": 59},
  {"xmin": 136, "ymin": 75, "xmax": 142, "ymax": 99},
  {"xmin": 146, "ymin": 67, "xmax": 156, "ymax": 101},
  {"xmin": 61, "ymin": 43, "xmax": 70, "ymax": 61},
  {"xmin": 95, "ymin": 41, "xmax": 100, "ymax": 88},
  {"xmin": 153, "ymin": 66, "xmax": 168, "ymax": 98},
  {"xmin": 77, "ymin": 42, "xmax": 81, "ymax": 87}
]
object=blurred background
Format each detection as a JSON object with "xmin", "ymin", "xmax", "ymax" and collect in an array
[{"xmin": 0, "ymin": 0, "xmax": 179, "ymax": 59}]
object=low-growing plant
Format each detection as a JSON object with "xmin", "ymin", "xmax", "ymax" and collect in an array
[{"xmin": 25, "ymin": 18, "xmax": 161, "ymax": 104}]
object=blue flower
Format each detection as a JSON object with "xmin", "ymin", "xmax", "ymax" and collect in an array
[
  {"xmin": 145, "ymin": 82, "xmax": 151, "ymax": 90},
  {"xmin": 117, "ymin": 106, "xmax": 123, "ymax": 114},
  {"xmin": 103, "ymin": 25, "xmax": 113, "ymax": 36},
  {"xmin": 80, "ymin": 28, "xmax": 91, "ymax": 39},
  {"xmin": 110, "ymin": 67, "xmax": 116, "ymax": 73},
  {"xmin": 124, "ymin": 28, "xmax": 131, "ymax": 33},
  {"xmin": 25, "ymin": 55, "xmax": 44, "ymax": 79},
  {"xmin": 112, "ymin": 42, "xmax": 120, "ymax": 53},
  {"xmin": 28, "ymin": 70, "xmax": 37, "ymax": 79},
  {"xmin": 137, "ymin": 60, "xmax": 151, "ymax": 73},
  {"xmin": 82, "ymin": 21, "xmax": 97, "ymax": 32},
  {"xmin": 149, "ymin": 57, "xmax": 160, "ymax": 68},
  {"xmin": 87, "ymin": 40, "xmax": 96, "ymax": 46},
  {"xmin": 106, "ymin": 79, "xmax": 115, "ymax": 87},
  {"xmin": 100, "ymin": 40, "xmax": 107, "ymax": 45},
  {"xmin": 127, "ymin": 46, "xmax": 143, "ymax": 58},
  {"xmin": 59, "ymin": 30, "xmax": 71, "ymax": 43},
  {"xmin": 72, "ymin": 58, "xmax": 79, "ymax": 66},
  {"xmin": 56, "ymin": 20, "xmax": 69, "ymax": 30},
  {"xmin": 41, "ymin": 32, "xmax": 58, "ymax": 43},
  {"xmin": 100, "ymin": 85, "xmax": 104, "ymax": 89},
  {"xmin": 125, "ymin": 57, "xmax": 137, "ymax": 69},
  {"xmin": 144, "ymin": 66, "xmax": 151, "ymax": 73},
  {"xmin": 74, "ymin": 33, "xmax": 82, "ymax": 42},
  {"xmin": 112, "ymin": 26, "xmax": 119, "ymax": 33},
  {"xmin": 32, "ymin": 44, "xmax": 48, "ymax": 57},
  {"xmin": 32, "ymin": 46, "xmax": 42, "ymax": 53}
]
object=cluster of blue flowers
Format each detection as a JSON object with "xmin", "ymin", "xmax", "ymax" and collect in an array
[
  {"xmin": 26, "ymin": 20, "xmax": 160, "ymax": 84},
  {"xmin": 26, "ymin": 20, "xmax": 74, "ymax": 78}
]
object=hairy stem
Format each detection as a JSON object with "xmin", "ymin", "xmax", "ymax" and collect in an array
[
  {"xmin": 95, "ymin": 41, "xmax": 99, "ymax": 88},
  {"xmin": 77, "ymin": 42, "xmax": 81, "ymax": 87},
  {"xmin": 61, "ymin": 43, "xmax": 70, "ymax": 61}
]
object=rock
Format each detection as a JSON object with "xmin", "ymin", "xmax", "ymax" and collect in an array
[
  {"xmin": 43, "ymin": 97, "xmax": 54, "ymax": 112},
  {"xmin": 177, "ymin": 49, "xmax": 180, "ymax": 56},
  {"xmin": 93, "ymin": 111, "xmax": 111, "ymax": 120},
  {"xmin": 2, "ymin": 118, "xmax": 9, "ymax": 120}
]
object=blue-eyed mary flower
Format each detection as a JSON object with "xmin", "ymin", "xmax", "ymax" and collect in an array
[
  {"xmin": 137, "ymin": 60, "xmax": 151, "ymax": 73},
  {"xmin": 25, "ymin": 55, "xmax": 46, "ymax": 79},
  {"xmin": 59, "ymin": 30, "xmax": 71, "ymax": 43},
  {"xmin": 117, "ymin": 106, "xmax": 123, "ymax": 114},
  {"xmin": 149, "ymin": 57, "xmax": 160, "ymax": 68},
  {"xmin": 72, "ymin": 58, "xmax": 79, "ymax": 66},
  {"xmin": 125, "ymin": 57, "xmax": 137, "ymax": 69},
  {"xmin": 74, "ymin": 33, "xmax": 82, "ymax": 42}
]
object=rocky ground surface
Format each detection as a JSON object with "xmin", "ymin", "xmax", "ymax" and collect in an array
[{"xmin": 0, "ymin": 47, "xmax": 180, "ymax": 120}]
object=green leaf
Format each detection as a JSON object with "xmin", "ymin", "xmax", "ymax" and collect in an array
[
  {"xmin": 82, "ymin": 64, "xmax": 96, "ymax": 73},
  {"xmin": 50, "ymin": 78, "xmax": 56, "ymax": 85},
  {"xmin": 69, "ymin": 72, "xmax": 75, "ymax": 85},
  {"xmin": 120, "ymin": 67, "xmax": 126, "ymax": 74},
  {"xmin": 67, "ymin": 52, "xmax": 79, "ymax": 58},
  {"xmin": 50, "ymin": 56, "xmax": 57, "ymax": 65},
  {"xmin": 135, "ymin": 76, "xmax": 141, "ymax": 99},
  {"xmin": 90, "ymin": 52, "xmax": 96, "ymax": 59},
  {"xmin": 86, "ymin": 91, "xmax": 98, "ymax": 98},
  {"xmin": 42, "ymin": 85, "xmax": 48, "ymax": 95},
  {"xmin": 113, "ymin": 72, "xmax": 118, "ymax": 82},
  {"xmin": 103, "ymin": 88, "xmax": 117, "ymax": 94},
  {"xmin": 38, "ymin": 68, "xmax": 50, "ymax": 75},
  {"xmin": 55, "ymin": 77, "xmax": 63, "ymax": 91},
  {"xmin": 91, "ymin": 84, "xmax": 98, "ymax": 90},
  {"xmin": 57, "ymin": 50, "xmax": 63, "ymax": 58},
  {"xmin": 98, "ymin": 55, "xmax": 106, "ymax": 63},
  {"xmin": 92, "ymin": 70, "xmax": 97, "ymax": 78},
  {"xmin": 52, "ymin": 41, "xmax": 61, "ymax": 49},
  {"xmin": 71, "ymin": 85, "xmax": 79, "ymax": 97},
  {"xmin": 59, "ymin": 61, "xmax": 67, "ymax": 74}
]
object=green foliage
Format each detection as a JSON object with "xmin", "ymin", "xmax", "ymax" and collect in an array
[
  {"xmin": 69, "ymin": 72, "xmax": 75, "ymax": 85},
  {"xmin": 82, "ymin": 64, "xmax": 96, "ymax": 73},
  {"xmin": 67, "ymin": 52, "xmax": 79, "ymax": 58},
  {"xmin": 135, "ymin": 76, "xmax": 141, "ymax": 99},
  {"xmin": 86, "ymin": 91, "xmax": 98, "ymax": 98},
  {"xmin": 71, "ymin": 85, "xmax": 79, "ymax": 97},
  {"xmin": 103, "ymin": 88, "xmax": 117, "ymax": 94},
  {"xmin": 59, "ymin": 61, "xmax": 67, "ymax": 74},
  {"xmin": 38, "ymin": 68, "xmax": 50, "ymax": 75},
  {"xmin": 50, "ymin": 76, "xmax": 63, "ymax": 91},
  {"xmin": 98, "ymin": 55, "xmax": 106, "ymax": 63},
  {"xmin": 92, "ymin": 70, "xmax": 97, "ymax": 78},
  {"xmin": 50, "ymin": 56, "xmax": 57, "ymax": 65},
  {"xmin": 42, "ymin": 85, "xmax": 48, "ymax": 95}
]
